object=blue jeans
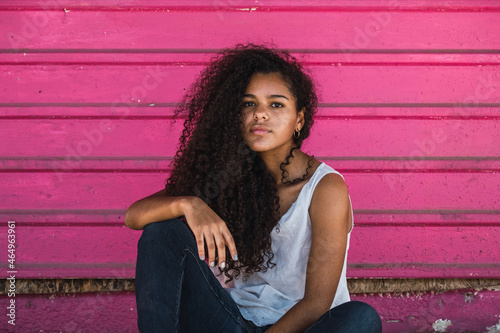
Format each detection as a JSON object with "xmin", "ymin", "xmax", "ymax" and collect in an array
[{"xmin": 135, "ymin": 218, "xmax": 382, "ymax": 333}]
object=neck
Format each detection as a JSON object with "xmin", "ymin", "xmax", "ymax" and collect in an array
[{"xmin": 256, "ymin": 146, "xmax": 312, "ymax": 186}]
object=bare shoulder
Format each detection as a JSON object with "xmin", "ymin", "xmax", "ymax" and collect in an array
[
  {"xmin": 312, "ymin": 172, "xmax": 349, "ymax": 202},
  {"xmin": 309, "ymin": 172, "xmax": 351, "ymax": 231}
]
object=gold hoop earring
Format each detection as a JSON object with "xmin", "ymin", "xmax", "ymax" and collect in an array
[{"xmin": 293, "ymin": 129, "xmax": 301, "ymax": 139}]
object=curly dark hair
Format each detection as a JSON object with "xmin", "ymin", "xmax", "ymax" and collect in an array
[{"xmin": 164, "ymin": 43, "xmax": 318, "ymax": 283}]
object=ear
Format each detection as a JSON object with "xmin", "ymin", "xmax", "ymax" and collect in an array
[{"xmin": 297, "ymin": 107, "xmax": 306, "ymax": 130}]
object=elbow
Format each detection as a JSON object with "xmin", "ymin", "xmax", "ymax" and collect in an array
[{"xmin": 124, "ymin": 206, "xmax": 142, "ymax": 230}]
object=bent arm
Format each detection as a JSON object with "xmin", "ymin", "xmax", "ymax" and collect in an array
[
  {"xmin": 124, "ymin": 189, "xmax": 238, "ymax": 268},
  {"xmin": 124, "ymin": 188, "xmax": 197, "ymax": 230},
  {"xmin": 266, "ymin": 173, "xmax": 351, "ymax": 333}
]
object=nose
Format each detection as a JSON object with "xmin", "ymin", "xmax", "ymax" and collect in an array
[{"xmin": 253, "ymin": 104, "xmax": 268, "ymax": 120}]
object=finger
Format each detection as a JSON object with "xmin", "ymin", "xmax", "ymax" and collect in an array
[
  {"xmin": 221, "ymin": 228, "xmax": 238, "ymax": 261},
  {"xmin": 204, "ymin": 230, "xmax": 216, "ymax": 268},
  {"xmin": 195, "ymin": 232, "xmax": 205, "ymax": 261},
  {"xmin": 213, "ymin": 233, "xmax": 227, "ymax": 269}
]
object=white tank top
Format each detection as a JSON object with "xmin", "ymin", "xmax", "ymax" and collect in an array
[{"xmin": 211, "ymin": 162, "xmax": 353, "ymax": 327}]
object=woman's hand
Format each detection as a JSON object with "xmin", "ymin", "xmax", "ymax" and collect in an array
[{"xmin": 181, "ymin": 197, "xmax": 238, "ymax": 269}]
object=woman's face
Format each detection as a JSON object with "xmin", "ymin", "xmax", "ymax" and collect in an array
[{"xmin": 240, "ymin": 72, "xmax": 304, "ymax": 155}]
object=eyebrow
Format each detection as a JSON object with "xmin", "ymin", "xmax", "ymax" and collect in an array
[{"xmin": 243, "ymin": 94, "xmax": 290, "ymax": 100}]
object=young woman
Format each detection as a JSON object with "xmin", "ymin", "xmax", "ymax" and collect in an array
[{"xmin": 125, "ymin": 44, "xmax": 382, "ymax": 333}]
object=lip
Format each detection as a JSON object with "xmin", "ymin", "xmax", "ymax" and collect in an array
[
  {"xmin": 251, "ymin": 129, "xmax": 270, "ymax": 135},
  {"xmin": 250, "ymin": 125, "xmax": 271, "ymax": 134}
]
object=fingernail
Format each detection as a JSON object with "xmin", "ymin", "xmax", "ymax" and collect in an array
[
  {"xmin": 210, "ymin": 261, "xmax": 214, "ymax": 267},
  {"xmin": 233, "ymin": 254, "xmax": 238, "ymax": 261},
  {"xmin": 221, "ymin": 262, "xmax": 226, "ymax": 269},
  {"xmin": 200, "ymin": 255, "xmax": 205, "ymax": 261}
]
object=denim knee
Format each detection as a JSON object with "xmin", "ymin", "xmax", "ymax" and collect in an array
[
  {"xmin": 138, "ymin": 218, "xmax": 197, "ymax": 259},
  {"xmin": 136, "ymin": 217, "xmax": 199, "ymax": 274},
  {"xmin": 139, "ymin": 218, "xmax": 188, "ymax": 243}
]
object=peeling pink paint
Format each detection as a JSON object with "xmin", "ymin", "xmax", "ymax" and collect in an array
[{"xmin": 353, "ymin": 290, "xmax": 500, "ymax": 332}]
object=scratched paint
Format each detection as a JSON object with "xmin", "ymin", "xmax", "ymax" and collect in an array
[{"xmin": 433, "ymin": 319, "xmax": 452, "ymax": 332}]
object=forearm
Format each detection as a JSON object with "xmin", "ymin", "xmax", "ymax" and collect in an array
[
  {"xmin": 265, "ymin": 299, "xmax": 327, "ymax": 333},
  {"xmin": 124, "ymin": 195, "xmax": 196, "ymax": 230}
]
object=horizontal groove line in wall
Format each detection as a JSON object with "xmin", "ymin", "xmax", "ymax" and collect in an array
[
  {"xmin": 306, "ymin": 62, "xmax": 500, "ymax": 67},
  {"xmin": 4, "ymin": 211, "xmax": 500, "ymax": 227},
  {"xmin": 2, "ymin": 209, "xmax": 499, "ymax": 215},
  {"xmin": 0, "ymin": 262, "xmax": 135, "ymax": 269},
  {"xmin": 1, "ymin": 6, "xmax": 500, "ymax": 12},
  {"xmin": 4, "ymin": 221, "xmax": 500, "ymax": 227},
  {"xmin": 0, "ymin": 115, "xmax": 178, "ymax": 120},
  {"xmin": 3, "ymin": 156, "xmax": 500, "ymax": 161},
  {"xmin": 2, "ymin": 61, "xmax": 500, "ymax": 67},
  {"xmin": 349, "ymin": 263, "xmax": 500, "ymax": 269},
  {"xmin": 355, "ymin": 209, "xmax": 500, "ymax": 214},
  {"xmin": 5, "ymin": 166, "xmax": 151, "ymax": 171},
  {"xmin": 2, "ymin": 115, "xmax": 500, "ymax": 120},
  {"xmin": 2, "ymin": 49, "xmax": 500, "ymax": 54},
  {"xmin": 0, "ymin": 209, "xmax": 125, "ymax": 214},
  {"xmin": 1, "ymin": 156, "xmax": 174, "ymax": 160},
  {"xmin": 1, "ymin": 222, "xmax": 127, "ymax": 227},
  {"xmin": 2, "ymin": 103, "xmax": 499, "ymax": 108},
  {"xmin": 354, "ymin": 222, "xmax": 500, "ymax": 227},
  {"xmin": 1, "ymin": 263, "xmax": 497, "ymax": 271},
  {"xmin": 328, "ymin": 156, "xmax": 500, "ymax": 161},
  {"xmin": 0, "ymin": 102, "xmax": 179, "ymax": 108},
  {"xmin": 321, "ymin": 103, "xmax": 500, "ymax": 108},
  {"xmin": 1, "ymin": 168, "xmax": 499, "ymax": 173},
  {"xmin": 3, "ymin": 158, "xmax": 499, "ymax": 172},
  {"xmin": 3, "ymin": 54, "xmax": 500, "ymax": 66}
]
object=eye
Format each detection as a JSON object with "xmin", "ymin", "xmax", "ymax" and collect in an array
[
  {"xmin": 243, "ymin": 101, "xmax": 255, "ymax": 107},
  {"xmin": 271, "ymin": 102, "xmax": 284, "ymax": 108}
]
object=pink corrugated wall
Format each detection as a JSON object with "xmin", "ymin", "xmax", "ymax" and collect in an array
[{"xmin": 1, "ymin": 0, "xmax": 499, "ymax": 332}]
